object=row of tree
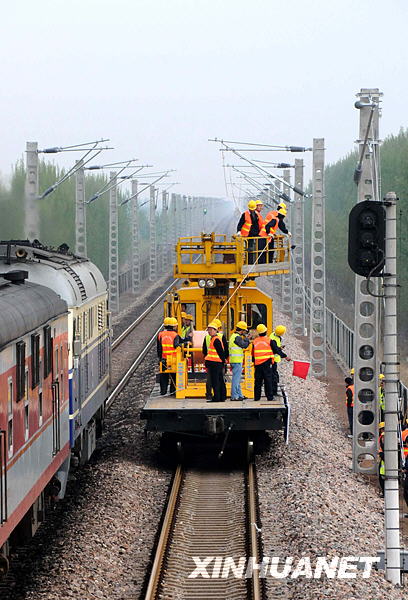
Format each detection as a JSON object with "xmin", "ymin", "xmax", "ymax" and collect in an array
[
  {"xmin": 0, "ymin": 160, "xmax": 152, "ymax": 278},
  {"xmin": 304, "ymin": 128, "xmax": 408, "ymax": 334}
]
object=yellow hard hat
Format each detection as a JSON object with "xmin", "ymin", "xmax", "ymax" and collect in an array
[
  {"xmin": 256, "ymin": 324, "xmax": 267, "ymax": 334},
  {"xmin": 185, "ymin": 313, "xmax": 193, "ymax": 320},
  {"xmin": 278, "ymin": 206, "xmax": 287, "ymax": 216},
  {"xmin": 379, "ymin": 422, "xmax": 385, "ymax": 429},
  {"xmin": 163, "ymin": 317, "xmax": 172, "ymax": 326},
  {"xmin": 278, "ymin": 201, "xmax": 287, "ymax": 209},
  {"xmin": 168, "ymin": 317, "xmax": 178, "ymax": 326},
  {"xmin": 213, "ymin": 318, "xmax": 222, "ymax": 328},
  {"xmin": 275, "ymin": 325, "xmax": 286, "ymax": 336},
  {"xmin": 247, "ymin": 200, "xmax": 257, "ymax": 210},
  {"xmin": 207, "ymin": 322, "xmax": 218, "ymax": 330},
  {"xmin": 181, "ymin": 311, "xmax": 187, "ymax": 318},
  {"xmin": 255, "ymin": 199, "xmax": 264, "ymax": 206},
  {"xmin": 379, "ymin": 373, "xmax": 385, "ymax": 380},
  {"xmin": 236, "ymin": 320, "xmax": 248, "ymax": 331},
  {"xmin": 350, "ymin": 368, "xmax": 355, "ymax": 375}
]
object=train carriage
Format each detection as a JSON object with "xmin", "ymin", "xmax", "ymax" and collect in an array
[
  {"xmin": 0, "ymin": 241, "xmax": 110, "ymax": 468},
  {"xmin": 0, "ymin": 271, "xmax": 69, "ymax": 569}
]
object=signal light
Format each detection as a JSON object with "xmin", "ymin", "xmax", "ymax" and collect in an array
[{"xmin": 348, "ymin": 200, "xmax": 385, "ymax": 277}]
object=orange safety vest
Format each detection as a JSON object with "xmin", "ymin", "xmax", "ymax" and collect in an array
[
  {"xmin": 206, "ymin": 335, "xmax": 222, "ymax": 363},
  {"xmin": 158, "ymin": 330, "xmax": 177, "ymax": 359},
  {"xmin": 259, "ymin": 210, "xmax": 278, "ymax": 238},
  {"xmin": 253, "ymin": 336, "xmax": 274, "ymax": 365},
  {"xmin": 346, "ymin": 384, "xmax": 354, "ymax": 408},
  {"xmin": 402, "ymin": 429, "xmax": 408, "ymax": 456},
  {"xmin": 240, "ymin": 210, "xmax": 254, "ymax": 237}
]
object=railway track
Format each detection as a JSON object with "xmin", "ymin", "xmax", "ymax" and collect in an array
[{"xmin": 144, "ymin": 459, "xmax": 263, "ymax": 600}]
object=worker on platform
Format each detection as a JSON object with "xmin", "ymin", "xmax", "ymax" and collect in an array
[
  {"xmin": 203, "ymin": 318, "xmax": 228, "ymax": 399},
  {"xmin": 203, "ymin": 322, "xmax": 227, "ymax": 402},
  {"xmin": 260, "ymin": 204, "xmax": 291, "ymax": 263},
  {"xmin": 379, "ymin": 373, "xmax": 385, "ymax": 421},
  {"xmin": 181, "ymin": 312, "xmax": 194, "ymax": 342},
  {"xmin": 157, "ymin": 317, "xmax": 181, "ymax": 395},
  {"xmin": 401, "ymin": 422, "xmax": 408, "ymax": 514},
  {"xmin": 270, "ymin": 325, "xmax": 291, "ymax": 396},
  {"xmin": 237, "ymin": 200, "xmax": 262, "ymax": 264},
  {"xmin": 252, "ymin": 324, "xmax": 275, "ymax": 402},
  {"xmin": 378, "ymin": 421, "xmax": 385, "ymax": 494},
  {"xmin": 229, "ymin": 321, "xmax": 250, "ymax": 401},
  {"xmin": 345, "ymin": 376, "xmax": 354, "ymax": 438}
]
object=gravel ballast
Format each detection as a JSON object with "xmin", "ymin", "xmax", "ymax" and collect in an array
[{"xmin": 257, "ymin": 307, "xmax": 404, "ymax": 600}]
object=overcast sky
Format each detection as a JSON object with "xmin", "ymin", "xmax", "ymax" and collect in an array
[{"xmin": 1, "ymin": 0, "xmax": 407, "ymax": 197}]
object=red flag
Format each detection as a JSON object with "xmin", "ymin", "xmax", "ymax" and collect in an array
[{"xmin": 292, "ymin": 360, "xmax": 310, "ymax": 379}]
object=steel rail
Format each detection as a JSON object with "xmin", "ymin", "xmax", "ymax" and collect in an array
[
  {"xmin": 248, "ymin": 462, "xmax": 262, "ymax": 600},
  {"xmin": 144, "ymin": 465, "xmax": 183, "ymax": 600},
  {"xmin": 144, "ymin": 461, "xmax": 261, "ymax": 600},
  {"xmin": 106, "ymin": 324, "xmax": 162, "ymax": 410},
  {"xmin": 112, "ymin": 280, "xmax": 175, "ymax": 350}
]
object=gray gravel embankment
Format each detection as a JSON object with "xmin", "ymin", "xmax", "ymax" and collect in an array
[
  {"xmin": 257, "ymin": 308, "xmax": 404, "ymax": 600},
  {"xmin": 4, "ymin": 351, "xmax": 171, "ymax": 600}
]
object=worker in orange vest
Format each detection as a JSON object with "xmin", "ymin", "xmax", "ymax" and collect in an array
[
  {"xmin": 252, "ymin": 324, "xmax": 275, "ymax": 401},
  {"xmin": 345, "ymin": 376, "xmax": 354, "ymax": 438},
  {"xmin": 260, "ymin": 203, "xmax": 290, "ymax": 263},
  {"xmin": 203, "ymin": 322, "xmax": 227, "ymax": 402},
  {"xmin": 237, "ymin": 200, "xmax": 262, "ymax": 264},
  {"xmin": 157, "ymin": 317, "xmax": 181, "ymax": 395},
  {"xmin": 401, "ymin": 422, "xmax": 408, "ymax": 514}
]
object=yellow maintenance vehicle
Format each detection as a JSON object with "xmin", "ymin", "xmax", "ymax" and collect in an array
[{"xmin": 141, "ymin": 232, "xmax": 291, "ymax": 452}]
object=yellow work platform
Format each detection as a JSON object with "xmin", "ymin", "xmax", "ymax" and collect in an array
[{"xmin": 174, "ymin": 233, "xmax": 290, "ymax": 281}]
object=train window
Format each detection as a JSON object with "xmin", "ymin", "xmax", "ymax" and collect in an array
[
  {"xmin": 8, "ymin": 378, "xmax": 13, "ymax": 415},
  {"xmin": 7, "ymin": 378, "xmax": 13, "ymax": 456},
  {"xmin": 8, "ymin": 418, "xmax": 13, "ymax": 457},
  {"xmin": 43, "ymin": 325, "xmax": 52, "ymax": 379},
  {"xmin": 38, "ymin": 391, "xmax": 43, "ymax": 427},
  {"xmin": 243, "ymin": 303, "xmax": 267, "ymax": 330},
  {"xmin": 97, "ymin": 302, "xmax": 104, "ymax": 330},
  {"xmin": 89, "ymin": 308, "xmax": 94, "ymax": 338},
  {"xmin": 54, "ymin": 347, "xmax": 59, "ymax": 379},
  {"xmin": 83, "ymin": 312, "xmax": 87, "ymax": 343},
  {"xmin": 229, "ymin": 308, "xmax": 235, "ymax": 330},
  {"xmin": 31, "ymin": 333, "xmax": 40, "ymax": 389},
  {"xmin": 24, "ymin": 401, "xmax": 29, "ymax": 441},
  {"xmin": 16, "ymin": 341, "xmax": 26, "ymax": 401}
]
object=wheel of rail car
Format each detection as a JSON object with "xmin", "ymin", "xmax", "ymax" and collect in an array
[
  {"xmin": 0, "ymin": 554, "xmax": 9, "ymax": 579},
  {"xmin": 246, "ymin": 439, "xmax": 254, "ymax": 463}
]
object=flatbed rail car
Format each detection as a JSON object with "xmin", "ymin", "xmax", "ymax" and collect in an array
[{"xmin": 141, "ymin": 232, "xmax": 291, "ymax": 447}]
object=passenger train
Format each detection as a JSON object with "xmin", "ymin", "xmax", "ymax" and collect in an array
[
  {"xmin": 0, "ymin": 240, "xmax": 109, "ymax": 575},
  {"xmin": 0, "ymin": 231, "xmax": 291, "ymax": 574}
]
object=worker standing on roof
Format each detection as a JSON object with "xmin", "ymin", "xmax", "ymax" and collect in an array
[
  {"xmin": 157, "ymin": 317, "xmax": 181, "ymax": 395},
  {"xmin": 379, "ymin": 373, "xmax": 385, "ymax": 421},
  {"xmin": 236, "ymin": 200, "xmax": 262, "ymax": 264},
  {"xmin": 252, "ymin": 324, "xmax": 275, "ymax": 402},
  {"xmin": 270, "ymin": 325, "xmax": 291, "ymax": 397},
  {"xmin": 260, "ymin": 203, "xmax": 290, "ymax": 263},
  {"xmin": 203, "ymin": 322, "xmax": 227, "ymax": 402},
  {"xmin": 345, "ymin": 377, "xmax": 354, "ymax": 438},
  {"xmin": 229, "ymin": 321, "xmax": 250, "ymax": 401}
]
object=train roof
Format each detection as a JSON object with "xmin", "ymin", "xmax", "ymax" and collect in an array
[
  {"xmin": 0, "ymin": 241, "xmax": 107, "ymax": 307},
  {"xmin": 0, "ymin": 274, "xmax": 67, "ymax": 348}
]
